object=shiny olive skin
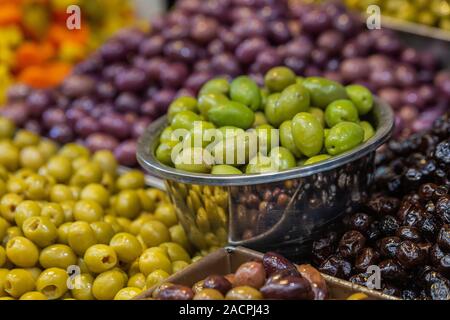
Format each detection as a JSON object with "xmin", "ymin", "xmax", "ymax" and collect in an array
[
  {"xmin": 273, "ymin": 84, "xmax": 310, "ymax": 126},
  {"xmin": 279, "ymin": 120, "xmax": 302, "ymax": 158},
  {"xmin": 325, "ymin": 122, "xmax": 365, "ymax": 156},
  {"xmin": 74, "ymin": 200, "xmax": 104, "ymax": 223},
  {"xmin": 269, "ymin": 147, "xmax": 296, "ymax": 171},
  {"xmin": 154, "ymin": 204, "xmax": 177, "ymax": 228},
  {"xmin": 194, "ymin": 288, "xmax": 224, "ymax": 300},
  {"xmin": 167, "ymin": 97, "xmax": 198, "ymax": 123},
  {"xmin": 171, "ymin": 111, "xmax": 203, "ymax": 131},
  {"xmin": 174, "ymin": 147, "xmax": 214, "ymax": 174},
  {"xmin": 114, "ymin": 190, "xmax": 142, "ymax": 219},
  {"xmin": 265, "ymin": 66, "xmax": 296, "ymax": 93},
  {"xmin": 84, "ymin": 244, "xmax": 118, "ymax": 273},
  {"xmin": 14, "ymin": 201, "xmax": 41, "ymax": 228},
  {"xmin": 302, "ymin": 77, "xmax": 347, "ymax": 109},
  {"xmin": 36, "ymin": 267, "xmax": 69, "ymax": 300},
  {"xmin": 70, "ymin": 273, "xmax": 94, "ymax": 300},
  {"xmin": 139, "ymin": 249, "xmax": 172, "ymax": 276},
  {"xmin": 230, "ymin": 76, "xmax": 261, "ymax": 111},
  {"xmin": 90, "ymin": 221, "xmax": 115, "ymax": 244},
  {"xmin": 309, "ymin": 107, "xmax": 325, "ymax": 127},
  {"xmin": 110, "ymin": 232, "xmax": 142, "ymax": 263},
  {"xmin": 360, "ymin": 121, "xmax": 375, "ymax": 142},
  {"xmin": 211, "ymin": 165, "xmax": 243, "ymax": 175},
  {"xmin": 0, "ymin": 118, "xmax": 15, "ymax": 140},
  {"xmin": 114, "ymin": 287, "xmax": 142, "ymax": 300},
  {"xmin": 80, "ymin": 184, "xmax": 110, "ymax": 208},
  {"xmin": 253, "ymin": 112, "xmax": 268, "ymax": 127},
  {"xmin": 264, "ymin": 93, "xmax": 281, "ymax": 127},
  {"xmin": 303, "ymin": 154, "xmax": 332, "ymax": 166},
  {"xmin": 325, "ymin": 99, "xmax": 359, "ymax": 128},
  {"xmin": 4, "ymin": 269, "xmax": 35, "ymax": 298},
  {"xmin": 116, "ymin": 170, "xmax": 145, "ymax": 190},
  {"xmin": 22, "ymin": 216, "xmax": 58, "ymax": 248},
  {"xmin": 199, "ymin": 78, "xmax": 230, "ymax": 96},
  {"xmin": 183, "ymin": 121, "xmax": 216, "ymax": 148},
  {"xmin": 234, "ymin": 261, "xmax": 266, "ymax": 289},
  {"xmin": 292, "ymin": 112, "xmax": 324, "ymax": 157},
  {"xmin": 345, "ymin": 85, "xmax": 374, "ymax": 116},
  {"xmin": 92, "ymin": 270, "xmax": 126, "ymax": 300},
  {"xmin": 255, "ymin": 124, "xmax": 277, "ymax": 153},
  {"xmin": 212, "ymin": 131, "xmax": 257, "ymax": 167},
  {"xmin": 20, "ymin": 291, "xmax": 48, "ymax": 300},
  {"xmin": 225, "ymin": 286, "xmax": 263, "ymax": 300},
  {"xmin": 39, "ymin": 244, "xmax": 77, "ymax": 269},
  {"xmin": 160, "ymin": 242, "xmax": 190, "ymax": 263},
  {"xmin": 246, "ymin": 155, "xmax": 275, "ymax": 174},
  {"xmin": 6, "ymin": 236, "xmax": 39, "ymax": 267},
  {"xmin": 208, "ymin": 101, "xmax": 255, "ymax": 130},
  {"xmin": 146, "ymin": 269, "xmax": 170, "ymax": 289},
  {"xmin": 68, "ymin": 221, "xmax": 97, "ymax": 256},
  {"xmin": 197, "ymin": 93, "xmax": 229, "ymax": 119}
]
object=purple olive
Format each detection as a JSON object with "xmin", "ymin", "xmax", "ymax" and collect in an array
[
  {"xmin": 235, "ymin": 37, "xmax": 268, "ymax": 64},
  {"xmin": 85, "ymin": 133, "xmax": 119, "ymax": 152},
  {"xmin": 317, "ymin": 30, "xmax": 344, "ymax": 54},
  {"xmin": 48, "ymin": 124, "xmax": 74, "ymax": 144},
  {"xmin": 100, "ymin": 40, "xmax": 126, "ymax": 63},
  {"xmin": 139, "ymin": 35, "xmax": 164, "ymax": 57},
  {"xmin": 340, "ymin": 58, "xmax": 370, "ymax": 82},
  {"xmin": 302, "ymin": 9, "xmax": 331, "ymax": 34},
  {"xmin": 262, "ymin": 252, "xmax": 299, "ymax": 277},
  {"xmin": 75, "ymin": 116, "xmax": 100, "ymax": 138},
  {"xmin": 99, "ymin": 113, "xmax": 130, "ymax": 140},
  {"xmin": 115, "ymin": 92, "xmax": 141, "ymax": 113},
  {"xmin": 0, "ymin": 103, "xmax": 29, "ymax": 126},
  {"xmin": 115, "ymin": 68, "xmax": 148, "ymax": 92},
  {"xmin": 114, "ymin": 140, "xmax": 137, "ymax": 167}
]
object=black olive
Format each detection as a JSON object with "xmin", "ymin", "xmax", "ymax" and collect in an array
[
  {"xmin": 397, "ymin": 240, "xmax": 427, "ymax": 269},
  {"xmin": 436, "ymin": 195, "xmax": 450, "ymax": 224},
  {"xmin": 378, "ymin": 236, "xmax": 401, "ymax": 259},
  {"xmin": 319, "ymin": 255, "xmax": 352, "ymax": 279},
  {"xmin": 378, "ymin": 259, "xmax": 407, "ymax": 282},
  {"xmin": 355, "ymin": 247, "xmax": 380, "ymax": 273},
  {"xmin": 437, "ymin": 224, "xmax": 450, "ymax": 251},
  {"xmin": 338, "ymin": 231, "xmax": 366, "ymax": 259},
  {"xmin": 348, "ymin": 213, "xmax": 371, "ymax": 233},
  {"xmin": 396, "ymin": 226, "xmax": 422, "ymax": 242},
  {"xmin": 379, "ymin": 215, "xmax": 400, "ymax": 236}
]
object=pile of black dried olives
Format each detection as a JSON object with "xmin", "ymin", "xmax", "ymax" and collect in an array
[{"xmin": 313, "ymin": 112, "xmax": 450, "ymax": 300}]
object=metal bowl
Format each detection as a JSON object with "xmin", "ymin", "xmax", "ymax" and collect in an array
[{"xmin": 137, "ymin": 99, "xmax": 394, "ymax": 260}]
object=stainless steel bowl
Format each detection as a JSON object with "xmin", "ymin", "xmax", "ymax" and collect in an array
[{"xmin": 137, "ymin": 99, "xmax": 394, "ymax": 260}]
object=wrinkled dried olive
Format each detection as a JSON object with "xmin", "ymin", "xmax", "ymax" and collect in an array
[
  {"xmin": 397, "ymin": 240, "xmax": 427, "ymax": 269},
  {"xmin": 355, "ymin": 247, "xmax": 380, "ymax": 273},
  {"xmin": 396, "ymin": 226, "xmax": 422, "ymax": 242},
  {"xmin": 437, "ymin": 224, "xmax": 450, "ymax": 251},
  {"xmin": 378, "ymin": 259, "xmax": 407, "ymax": 282},
  {"xmin": 347, "ymin": 213, "xmax": 371, "ymax": 233},
  {"xmin": 338, "ymin": 230, "xmax": 366, "ymax": 259},
  {"xmin": 319, "ymin": 255, "xmax": 352, "ymax": 279},
  {"xmin": 379, "ymin": 215, "xmax": 400, "ymax": 236},
  {"xmin": 377, "ymin": 236, "xmax": 401, "ymax": 259}
]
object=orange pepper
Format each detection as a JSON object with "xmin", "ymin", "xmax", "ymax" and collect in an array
[
  {"xmin": 46, "ymin": 61, "xmax": 72, "ymax": 86},
  {"xmin": 0, "ymin": 3, "xmax": 22, "ymax": 26},
  {"xmin": 17, "ymin": 65, "xmax": 53, "ymax": 88},
  {"xmin": 15, "ymin": 41, "xmax": 56, "ymax": 70},
  {"xmin": 47, "ymin": 23, "xmax": 89, "ymax": 46}
]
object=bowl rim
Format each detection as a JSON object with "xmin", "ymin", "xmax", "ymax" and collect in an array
[{"xmin": 137, "ymin": 97, "xmax": 395, "ymax": 186}]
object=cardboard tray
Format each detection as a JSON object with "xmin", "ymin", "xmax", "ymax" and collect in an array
[{"xmin": 136, "ymin": 246, "xmax": 398, "ymax": 300}]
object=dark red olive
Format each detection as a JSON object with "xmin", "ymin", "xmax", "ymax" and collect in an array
[
  {"xmin": 319, "ymin": 255, "xmax": 352, "ymax": 279},
  {"xmin": 397, "ymin": 240, "xmax": 427, "ymax": 268},
  {"xmin": 203, "ymin": 275, "xmax": 232, "ymax": 295},
  {"xmin": 262, "ymin": 252, "xmax": 299, "ymax": 277},
  {"xmin": 378, "ymin": 236, "xmax": 401, "ymax": 259},
  {"xmin": 338, "ymin": 231, "xmax": 366, "ymax": 259},
  {"xmin": 355, "ymin": 247, "xmax": 380, "ymax": 273},
  {"xmin": 156, "ymin": 285, "xmax": 194, "ymax": 300},
  {"xmin": 261, "ymin": 273, "xmax": 313, "ymax": 300}
]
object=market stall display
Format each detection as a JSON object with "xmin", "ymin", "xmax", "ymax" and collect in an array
[
  {"xmin": 2, "ymin": 0, "xmax": 448, "ymax": 167},
  {"xmin": 0, "ymin": 0, "xmax": 134, "ymax": 104},
  {"xmin": 0, "ymin": 117, "xmax": 196, "ymax": 300},
  {"xmin": 313, "ymin": 112, "xmax": 450, "ymax": 300},
  {"xmin": 140, "ymin": 247, "xmax": 396, "ymax": 300}
]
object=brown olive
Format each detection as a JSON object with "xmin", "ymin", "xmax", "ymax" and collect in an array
[
  {"xmin": 377, "ymin": 236, "xmax": 401, "ymax": 259},
  {"xmin": 397, "ymin": 240, "xmax": 427, "ymax": 269},
  {"xmin": 355, "ymin": 247, "xmax": 380, "ymax": 273},
  {"xmin": 396, "ymin": 226, "xmax": 422, "ymax": 242},
  {"xmin": 262, "ymin": 252, "xmax": 299, "ymax": 277},
  {"xmin": 338, "ymin": 231, "xmax": 366, "ymax": 259},
  {"xmin": 233, "ymin": 261, "xmax": 266, "ymax": 289},
  {"xmin": 203, "ymin": 275, "xmax": 232, "ymax": 295},
  {"xmin": 156, "ymin": 284, "xmax": 194, "ymax": 300},
  {"xmin": 297, "ymin": 264, "xmax": 328, "ymax": 300},
  {"xmin": 437, "ymin": 224, "xmax": 450, "ymax": 251},
  {"xmin": 260, "ymin": 273, "xmax": 313, "ymax": 300},
  {"xmin": 347, "ymin": 213, "xmax": 371, "ymax": 233}
]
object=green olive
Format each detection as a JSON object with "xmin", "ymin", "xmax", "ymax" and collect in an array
[
  {"xmin": 255, "ymin": 124, "xmax": 278, "ymax": 153},
  {"xmin": 279, "ymin": 120, "xmax": 302, "ymax": 158},
  {"xmin": 46, "ymin": 156, "xmax": 73, "ymax": 183},
  {"xmin": 4, "ymin": 269, "xmax": 35, "ymax": 298},
  {"xmin": 19, "ymin": 146, "xmax": 45, "ymax": 171},
  {"xmin": 92, "ymin": 150, "xmax": 118, "ymax": 176},
  {"xmin": 70, "ymin": 273, "xmax": 94, "ymax": 300},
  {"xmin": 199, "ymin": 78, "xmax": 230, "ymax": 96},
  {"xmin": 68, "ymin": 221, "xmax": 97, "ymax": 256},
  {"xmin": 302, "ymin": 77, "xmax": 347, "ymax": 109},
  {"xmin": 225, "ymin": 286, "xmax": 262, "ymax": 300},
  {"xmin": 73, "ymin": 200, "xmax": 104, "ymax": 223},
  {"xmin": 0, "ymin": 142, "xmax": 20, "ymax": 172},
  {"xmin": 0, "ymin": 118, "xmax": 15, "ymax": 139},
  {"xmin": 36, "ymin": 267, "xmax": 68, "ymax": 300},
  {"xmin": 197, "ymin": 92, "xmax": 229, "ymax": 119},
  {"xmin": 167, "ymin": 97, "xmax": 198, "ymax": 122},
  {"xmin": 345, "ymin": 84, "xmax": 374, "ymax": 115},
  {"xmin": 110, "ymin": 233, "xmax": 142, "ymax": 263},
  {"xmin": 20, "ymin": 291, "xmax": 48, "ymax": 300},
  {"xmin": 246, "ymin": 154, "xmax": 275, "ymax": 174},
  {"xmin": 154, "ymin": 204, "xmax": 178, "ymax": 228},
  {"xmin": 84, "ymin": 244, "xmax": 118, "ymax": 273},
  {"xmin": 40, "ymin": 203, "xmax": 65, "ymax": 227},
  {"xmin": 172, "ymin": 260, "xmax": 189, "ymax": 273},
  {"xmin": 292, "ymin": 112, "xmax": 324, "ymax": 157},
  {"xmin": 13, "ymin": 130, "xmax": 40, "ymax": 148},
  {"xmin": 208, "ymin": 101, "xmax": 255, "ymax": 130},
  {"xmin": 114, "ymin": 190, "xmax": 141, "ymax": 219},
  {"xmin": 139, "ymin": 249, "xmax": 172, "ymax": 276},
  {"xmin": 303, "ymin": 154, "xmax": 332, "ymax": 165},
  {"xmin": 39, "ymin": 244, "xmax": 77, "ymax": 269},
  {"xmin": 212, "ymin": 131, "xmax": 257, "ymax": 167},
  {"xmin": 252, "ymin": 111, "xmax": 269, "ymax": 127},
  {"xmin": 59, "ymin": 143, "xmax": 90, "ymax": 160},
  {"xmin": 116, "ymin": 170, "xmax": 145, "ymax": 190},
  {"xmin": 156, "ymin": 141, "xmax": 178, "ymax": 166},
  {"xmin": 309, "ymin": 107, "xmax": 326, "ymax": 127},
  {"xmin": 114, "ymin": 287, "xmax": 142, "ymax": 300},
  {"xmin": 159, "ymin": 242, "xmax": 191, "ymax": 263},
  {"xmin": 194, "ymin": 288, "xmax": 224, "ymax": 300},
  {"xmin": 90, "ymin": 221, "xmax": 115, "ymax": 244},
  {"xmin": 127, "ymin": 273, "xmax": 146, "ymax": 289},
  {"xmin": 325, "ymin": 122, "xmax": 365, "ymax": 156},
  {"xmin": 6, "ymin": 237, "xmax": 39, "ymax": 267},
  {"xmin": 22, "ymin": 216, "xmax": 58, "ymax": 248},
  {"xmin": 325, "ymin": 99, "xmax": 359, "ymax": 127},
  {"xmin": 264, "ymin": 66, "xmax": 296, "ymax": 92},
  {"xmin": 266, "ymin": 84, "xmax": 310, "ymax": 127},
  {"xmin": 140, "ymin": 220, "xmax": 170, "ymax": 248},
  {"xmin": 269, "ymin": 147, "xmax": 296, "ymax": 171},
  {"xmin": 14, "ymin": 201, "xmax": 41, "ymax": 228},
  {"xmin": 50, "ymin": 184, "xmax": 75, "ymax": 203},
  {"xmin": 80, "ymin": 184, "xmax": 110, "ymax": 208},
  {"xmin": 174, "ymin": 147, "xmax": 214, "ymax": 173},
  {"xmin": 211, "ymin": 165, "xmax": 243, "ymax": 175},
  {"xmin": 360, "ymin": 121, "xmax": 375, "ymax": 142},
  {"xmin": 171, "ymin": 111, "xmax": 203, "ymax": 131},
  {"xmin": 230, "ymin": 76, "xmax": 261, "ymax": 111}
]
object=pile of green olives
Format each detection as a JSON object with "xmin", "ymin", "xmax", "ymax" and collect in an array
[
  {"xmin": 155, "ymin": 66, "xmax": 376, "ymax": 175},
  {"xmin": 0, "ymin": 117, "xmax": 196, "ymax": 300}
]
